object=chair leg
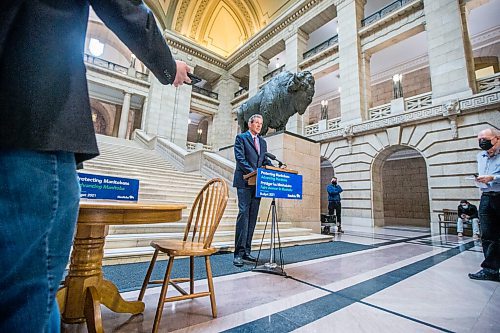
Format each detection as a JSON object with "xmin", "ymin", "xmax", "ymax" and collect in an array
[
  {"xmin": 152, "ymin": 256, "xmax": 175, "ymax": 333},
  {"xmin": 190, "ymin": 256, "xmax": 194, "ymax": 294},
  {"xmin": 138, "ymin": 249, "xmax": 159, "ymax": 301},
  {"xmin": 204, "ymin": 256, "xmax": 217, "ymax": 318}
]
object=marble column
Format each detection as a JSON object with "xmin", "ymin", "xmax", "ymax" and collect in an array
[
  {"xmin": 143, "ymin": 74, "xmax": 192, "ymax": 148},
  {"xmin": 423, "ymin": 0, "xmax": 475, "ymax": 101},
  {"xmin": 248, "ymin": 55, "xmax": 269, "ymax": 97},
  {"xmin": 285, "ymin": 28, "xmax": 309, "ymax": 73},
  {"xmin": 285, "ymin": 28, "xmax": 309, "ymax": 134},
  {"xmin": 213, "ymin": 74, "xmax": 240, "ymax": 149},
  {"xmin": 335, "ymin": 0, "xmax": 366, "ymax": 125},
  {"xmin": 361, "ymin": 52, "xmax": 372, "ymax": 119},
  {"xmin": 118, "ymin": 91, "xmax": 131, "ymax": 139}
]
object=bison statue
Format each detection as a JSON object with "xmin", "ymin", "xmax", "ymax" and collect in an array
[{"xmin": 236, "ymin": 70, "xmax": 315, "ymax": 135}]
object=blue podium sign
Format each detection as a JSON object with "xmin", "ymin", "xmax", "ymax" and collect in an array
[
  {"xmin": 256, "ymin": 168, "xmax": 302, "ymax": 199},
  {"xmin": 78, "ymin": 173, "xmax": 139, "ymax": 201}
]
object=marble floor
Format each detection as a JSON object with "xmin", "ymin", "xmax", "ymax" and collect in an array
[{"xmin": 63, "ymin": 227, "xmax": 499, "ymax": 332}]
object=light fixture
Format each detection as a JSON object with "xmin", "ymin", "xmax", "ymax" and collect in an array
[
  {"xmin": 392, "ymin": 74, "xmax": 402, "ymax": 83},
  {"xmin": 320, "ymin": 99, "xmax": 329, "ymax": 120},
  {"xmin": 275, "ymin": 57, "xmax": 280, "ymax": 69},
  {"xmin": 392, "ymin": 74, "xmax": 403, "ymax": 99},
  {"xmin": 91, "ymin": 113, "xmax": 97, "ymax": 122},
  {"xmin": 196, "ymin": 128, "xmax": 203, "ymax": 143},
  {"xmin": 89, "ymin": 38, "xmax": 104, "ymax": 57}
]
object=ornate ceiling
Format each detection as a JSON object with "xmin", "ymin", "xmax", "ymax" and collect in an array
[{"xmin": 146, "ymin": 0, "xmax": 297, "ymax": 58}]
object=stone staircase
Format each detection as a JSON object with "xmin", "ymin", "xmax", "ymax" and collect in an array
[{"xmin": 82, "ymin": 135, "xmax": 332, "ymax": 265}]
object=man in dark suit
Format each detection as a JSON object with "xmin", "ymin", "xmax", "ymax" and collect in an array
[
  {"xmin": 0, "ymin": 1, "xmax": 191, "ymax": 332},
  {"xmin": 233, "ymin": 114, "xmax": 272, "ymax": 267}
]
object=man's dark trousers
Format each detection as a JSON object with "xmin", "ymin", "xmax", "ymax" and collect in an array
[
  {"xmin": 328, "ymin": 200, "xmax": 341, "ymax": 224},
  {"xmin": 478, "ymin": 193, "xmax": 500, "ymax": 273},
  {"xmin": 235, "ymin": 187, "xmax": 261, "ymax": 257}
]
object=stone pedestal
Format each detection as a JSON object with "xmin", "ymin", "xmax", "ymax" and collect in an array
[
  {"xmin": 259, "ymin": 131, "xmax": 321, "ymax": 233},
  {"xmin": 390, "ymin": 98, "xmax": 405, "ymax": 115},
  {"xmin": 318, "ymin": 119, "xmax": 328, "ymax": 131}
]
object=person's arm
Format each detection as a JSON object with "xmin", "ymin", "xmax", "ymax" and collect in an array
[
  {"xmin": 234, "ymin": 135, "xmax": 254, "ymax": 174},
  {"xmin": 337, "ymin": 185, "xmax": 343, "ymax": 193},
  {"xmin": 89, "ymin": 0, "xmax": 190, "ymax": 86},
  {"xmin": 328, "ymin": 185, "xmax": 342, "ymax": 195},
  {"xmin": 326, "ymin": 184, "xmax": 333, "ymax": 194},
  {"xmin": 471, "ymin": 205, "xmax": 479, "ymax": 219}
]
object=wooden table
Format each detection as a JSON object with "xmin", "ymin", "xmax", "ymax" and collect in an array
[{"xmin": 57, "ymin": 201, "xmax": 186, "ymax": 333}]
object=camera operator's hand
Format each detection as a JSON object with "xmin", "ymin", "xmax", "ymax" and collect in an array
[{"xmin": 173, "ymin": 60, "xmax": 191, "ymax": 87}]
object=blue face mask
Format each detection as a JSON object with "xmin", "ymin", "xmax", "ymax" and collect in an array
[{"xmin": 462, "ymin": 204, "xmax": 468, "ymax": 209}]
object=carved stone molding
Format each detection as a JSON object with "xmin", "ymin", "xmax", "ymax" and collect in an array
[
  {"xmin": 309, "ymin": 91, "xmax": 500, "ymax": 142},
  {"xmin": 226, "ymin": 0, "xmax": 321, "ymax": 69}
]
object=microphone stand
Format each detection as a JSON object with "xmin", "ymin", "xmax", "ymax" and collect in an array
[{"xmin": 253, "ymin": 162, "xmax": 287, "ymax": 277}]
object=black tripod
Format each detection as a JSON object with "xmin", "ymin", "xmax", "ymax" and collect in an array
[{"xmin": 253, "ymin": 198, "xmax": 287, "ymax": 276}]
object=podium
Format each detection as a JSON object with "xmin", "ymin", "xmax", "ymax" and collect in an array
[{"xmin": 246, "ymin": 166, "xmax": 302, "ymax": 276}]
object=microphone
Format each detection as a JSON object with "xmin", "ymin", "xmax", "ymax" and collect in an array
[{"xmin": 264, "ymin": 152, "xmax": 284, "ymax": 168}]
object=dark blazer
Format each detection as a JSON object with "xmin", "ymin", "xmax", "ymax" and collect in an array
[
  {"xmin": 233, "ymin": 131, "xmax": 271, "ymax": 188},
  {"xmin": 0, "ymin": 0, "xmax": 177, "ymax": 163}
]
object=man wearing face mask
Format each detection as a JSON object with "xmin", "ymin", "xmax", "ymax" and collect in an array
[
  {"xmin": 327, "ymin": 177, "xmax": 344, "ymax": 233},
  {"xmin": 456, "ymin": 200, "xmax": 479, "ymax": 239},
  {"xmin": 468, "ymin": 128, "xmax": 500, "ymax": 282}
]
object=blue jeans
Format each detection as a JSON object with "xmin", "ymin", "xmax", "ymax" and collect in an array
[
  {"xmin": 0, "ymin": 150, "xmax": 80, "ymax": 332},
  {"xmin": 456, "ymin": 217, "xmax": 480, "ymax": 235}
]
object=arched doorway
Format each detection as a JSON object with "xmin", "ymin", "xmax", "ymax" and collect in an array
[
  {"xmin": 90, "ymin": 100, "xmax": 113, "ymax": 136},
  {"xmin": 320, "ymin": 157, "xmax": 334, "ymax": 214},
  {"xmin": 372, "ymin": 146, "xmax": 430, "ymax": 228}
]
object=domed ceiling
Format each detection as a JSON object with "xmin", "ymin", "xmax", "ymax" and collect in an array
[{"xmin": 146, "ymin": 0, "xmax": 296, "ymax": 58}]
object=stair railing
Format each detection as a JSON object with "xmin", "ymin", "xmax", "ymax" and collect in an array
[
  {"xmin": 155, "ymin": 137, "xmax": 188, "ymax": 171},
  {"xmin": 201, "ymin": 152, "xmax": 236, "ymax": 188}
]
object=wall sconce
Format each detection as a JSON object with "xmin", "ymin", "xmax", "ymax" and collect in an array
[
  {"xmin": 392, "ymin": 73, "xmax": 403, "ymax": 99},
  {"xmin": 320, "ymin": 99, "xmax": 329, "ymax": 121},
  {"xmin": 196, "ymin": 128, "xmax": 203, "ymax": 143}
]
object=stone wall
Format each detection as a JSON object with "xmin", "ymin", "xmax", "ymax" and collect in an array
[
  {"xmin": 261, "ymin": 132, "xmax": 321, "ymax": 232},
  {"xmin": 320, "ymin": 108, "xmax": 500, "ymax": 232},
  {"xmin": 371, "ymin": 67, "xmax": 432, "ymax": 107},
  {"xmin": 382, "ymin": 157, "xmax": 430, "ymax": 226}
]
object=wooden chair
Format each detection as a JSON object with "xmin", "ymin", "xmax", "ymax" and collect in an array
[
  {"xmin": 438, "ymin": 209, "xmax": 458, "ymax": 235},
  {"xmin": 138, "ymin": 178, "xmax": 228, "ymax": 333}
]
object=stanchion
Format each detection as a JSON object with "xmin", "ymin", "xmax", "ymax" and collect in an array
[{"xmin": 253, "ymin": 198, "xmax": 287, "ymax": 276}]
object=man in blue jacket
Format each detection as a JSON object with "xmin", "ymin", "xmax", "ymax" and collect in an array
[
  {"xmin": 0, "ymin": 1, "xmax": 191, "ymax": 332},
  {"xmin": 327, "ymin": 177, "xmax": 344, "ymax": 233},
  {"xmin": 232, "ymin": 114, "xmax": 272, "ymax": 267}
]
